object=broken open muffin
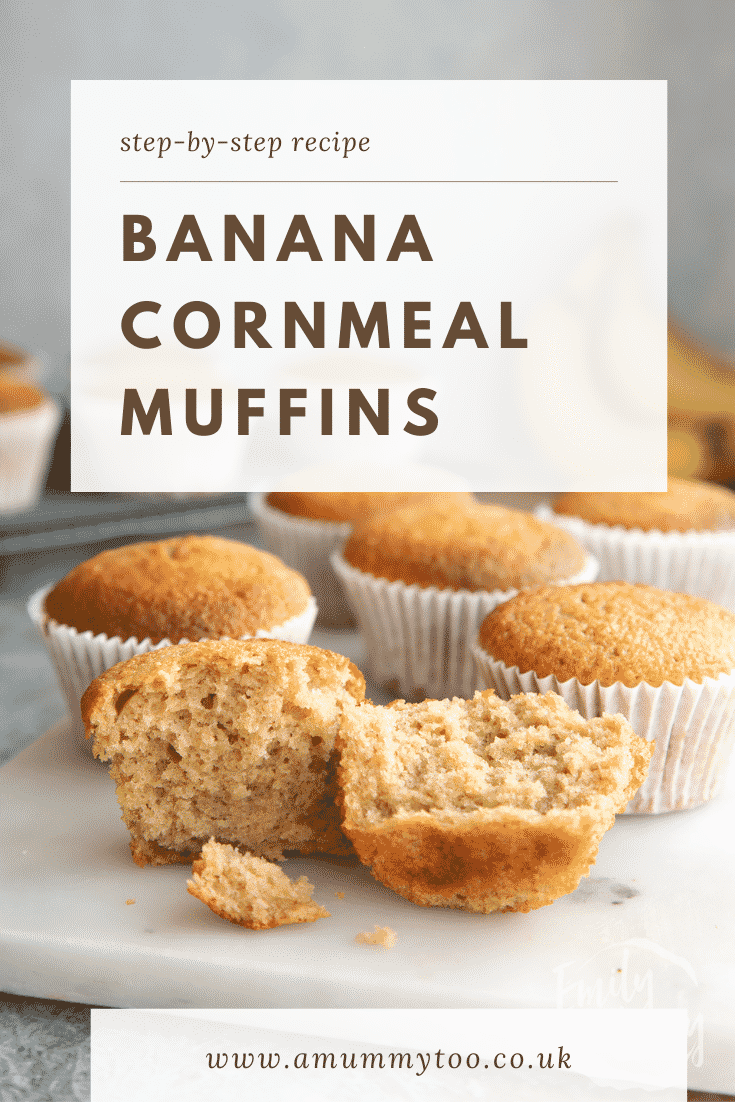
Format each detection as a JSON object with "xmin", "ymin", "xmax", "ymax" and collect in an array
[
  {"xmin": 337, "ymin": 691, "xmax": 651, "ymax": 913},
  {"xmin": 81, "ymin": 638, "xmax": 365, "ymax": 866},
  {"xmin": 187, "ymin": 839, "xmax": 330, "ymax": 929}
]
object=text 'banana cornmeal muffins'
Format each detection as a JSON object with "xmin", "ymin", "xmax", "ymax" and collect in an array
[
  {"xmin": 474, "ymin": 581, "xmax": 735, "ymax": 813},
  {"xmin": 541, "ymin": 478, "xmax": 735, "ymax": 609},
  {"xmin": 28, "ymin": 535, "xmax": 317, "ymax": 735},
  {"xmin": 332, "ymin": 499, "xmax": 597, "ymax": 700}
]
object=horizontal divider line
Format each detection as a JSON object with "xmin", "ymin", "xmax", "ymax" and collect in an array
[{"xmin": 118, "ymin": 178, "xmax": 619, "ymax": 184}]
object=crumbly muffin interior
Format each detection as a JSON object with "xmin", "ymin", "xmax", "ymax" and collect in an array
[
  {"xmin": 341, "ymin": 691, "xmax": 648, "ymax": 824},
  {"xmin": 85, "ymin": 639, "xmax": 364, "ymax": 862},
  {"xmin": 187, "ymin": 839, "xmax": 330, "ymax": 928}
]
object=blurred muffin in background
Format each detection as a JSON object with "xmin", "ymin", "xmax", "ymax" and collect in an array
[
  {"xmin": 0, "ymin": 339, "xmax": 42, "ymax": 383},
  {"xmin": 253, "ymin": 482, "xmax": 472, "ymax": 626},
  {"xmin": 332, "ymin": 499, "xmax": 596, "ymax": 701},
  {"xmin": 542, "ymin": 477, "xmax": 735, "ymax": 610},
  {"xmin": 0, "ymin": 376, "xmax": 60, "ymax": 513},
  {"xmin": 667, "ymin": 323, "xmax": 735, "ymax": 485}
]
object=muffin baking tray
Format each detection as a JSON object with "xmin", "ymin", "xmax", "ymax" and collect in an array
[
  {"xmin": 0, "ymin": 493, "xmax": 252, "ymax": 559},
  {"xmin": 1, "ymin": 624, "xmax": 734, "ymax": 1093}
]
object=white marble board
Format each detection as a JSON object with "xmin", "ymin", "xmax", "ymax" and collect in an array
[{"xmin": 1, "ymin": 627, "xmax": 733, "ymax": 1094}]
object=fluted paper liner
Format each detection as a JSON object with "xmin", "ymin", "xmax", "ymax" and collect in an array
[
  {"xmin": 536, "ymin": 504, "xmax": 735, "ymax": 612},
  {"xmin": 251, "ymin": 493, "xmax": 353, "ymax": 626},
  {"xmin": 472, "ymin": 645, "xmax": 735, "ymax": 813},
  {"xmin": 0, "ymin": 398, "xmax": 61, "ymax": 512},
  {"xmin": 28, "ymin": 585, "xmax": 317, "ymax": 741},
  {"xmin": 332, "ymin": 552, "xmax": 598, "ymax": 702}
]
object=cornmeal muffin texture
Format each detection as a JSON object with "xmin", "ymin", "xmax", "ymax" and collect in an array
[
  {"xmin": 337, "ymin": 691, "xmax": 651, "ymax": 913},
  {"xmin": 477, "ymin": 582, "xmax": 735, "ymax": 688},
  {"xmin": 553, "ymin": 477, "xmax": 735, "ymax": 533},
  {"xmin": 343, "ymin": 500, "xmax": 587, "ymax": 591},
  {"xmin": 266, "ymin": 491, "xmax": 471, "ymax": 523},
  {"xmin": 45, "ymin": 534, "xmax": 311, "ymax": 643},
  {"xmin": 82, "ymin": 638, "xmax": 365, "ymax": 865},
  {"xmin": 187, "ymin": 840, "xmax": 330, "ymax": 929}
]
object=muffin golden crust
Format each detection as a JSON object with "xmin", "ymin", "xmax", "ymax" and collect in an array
[
  {"xmin": 337, "ymin": 691, "xmax": 651, "ymax": 913},
  {"xmin": 187, "ymin": 840, "xmax": 330, "ymax": 929},
  {"xmin": 553, "ymin": 477, "xmax": 735, "ymax": 533},
  {"xmin": 266, "ymin": 491, "xmax": 471, "ymax": 524},
  {"xmin": 44, "ymin": 534, "xmax": 311, "ymax": 643},
  {"xmin": 478, "ymin": 581, "xmax": 735, "ymax": 688},
  {"xmin": 0, "ymin": 376, "xmax": 45, "ymax": 414},
  {"xmin": 343, "ymin": 501, "xmax": 587, "ymax": 591},
  {"xmin": 82, "ymin": 638, "xmax": 365, "ymax": 865}
]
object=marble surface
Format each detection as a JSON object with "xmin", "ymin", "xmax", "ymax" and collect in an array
[
  {"xmin": 2, "ymin": 647, "xmax": 735, "ymax": 1093},
  {"xmin": 1, "ymin": 503, "xmax": 733, "ymax": 1097}
]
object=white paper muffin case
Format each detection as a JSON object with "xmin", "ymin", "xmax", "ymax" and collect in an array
[
  {"xmin": 472, "ymin": 646, "xmax": 735, "ymax": 814},
  {"xmin": 28, "ymin": 585, "xmax": 317, "ymax": 739},
  {"xmin": 536, "ymin": 504, "xmax": 735, "ymax": 612},
  {"xmin": 0, "ymin": 398, "xmax": 61, "ymax": 513},
  {"xmin": 331, "ymin": 552, "xmax": 598, "ymax": 703},
  {"xmin": 252, "ymin": 493, "xmax": 354, "ymax": 626}
]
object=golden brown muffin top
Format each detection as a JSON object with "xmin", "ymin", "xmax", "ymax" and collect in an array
[
  {"xmin": 0, "ymin": 376, "xmax": 45, "ymax": 413},
  {"xmin": 343, "ymin": 500, "xmax": 587, "ymax": 591},
  {"xmin": 45, "ymin": 534, "xmax": 311, "ymax": 643},
  {"xmin": 553, "ymin": 477, "xmax": 735, "ymax": 532},
  {"xmin": 266, "ymin": 490, "xmax": 472, "ymax": 523},
  {"xmin": 478, "ymin": 581, "xmax": 735, "ymax": 687}
]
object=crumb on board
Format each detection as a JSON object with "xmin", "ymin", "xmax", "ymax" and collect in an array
[
  {"xmin": 335, "ymin": 891, "xmax": 345, "ymax": 900},
  {"xmin": 355, "ymin": 925, "xmax": 397, "ymax": 948},
  {"xmin": 125, "ymin": 899, "xmax": 136, "ymax": 905}
]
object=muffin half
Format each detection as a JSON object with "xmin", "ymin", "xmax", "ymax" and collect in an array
[
  {"xmin": 337, "ymin": 691, "xmax": 651, "ymax": 912},
  {"xmin": 82, "ymin": 638, "xmax": 365, "ymax": 865}
]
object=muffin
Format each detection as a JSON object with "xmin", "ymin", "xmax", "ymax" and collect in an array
[
  {"xmin": 332, "ymin": 500, "xmax": 597, "ymax": 700},
  {"xmin": 252, "ymin": 490, "xmax": 472, "ymax": 626},
  {"xmin": 0, "ymin": 339, "xmax": 42, "ymax": 382},
  {"xmin": 28, "ymin": 534, "xmax": 317, "ymax": 731},
  {"xmin": 474, "ymin": 581, "xmax": 735, "ymax": 812},
  {"xmin": 542, "ymin": 478, "xmax": 735, "ymax": 610},
  {"xmin": 187, "ymin": 839, "xmax": 330, "ymax": 929},
  {"xmin": 0, "ymin": 376, "xmax": 60, "ymax": 512},
  {"xmin": 337, "ymin": 691, "xmax": 651, "ymax": 912},
  {"xmin": 82, "ymin": 638, "xmax": 365, "ymax": 865}
]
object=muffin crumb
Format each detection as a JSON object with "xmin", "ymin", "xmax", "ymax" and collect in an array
[
  {"xmin": 356, "ymin": 925, "xmax": 397, "ymax": 948},
  {"xmin": 188, "ymin": 839, "xmax": 330, "ymax": 929}
]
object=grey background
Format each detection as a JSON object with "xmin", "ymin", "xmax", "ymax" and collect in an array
[{"xmin": 1, "ymin": 0, "xmax": 735, "ymax": 395}]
